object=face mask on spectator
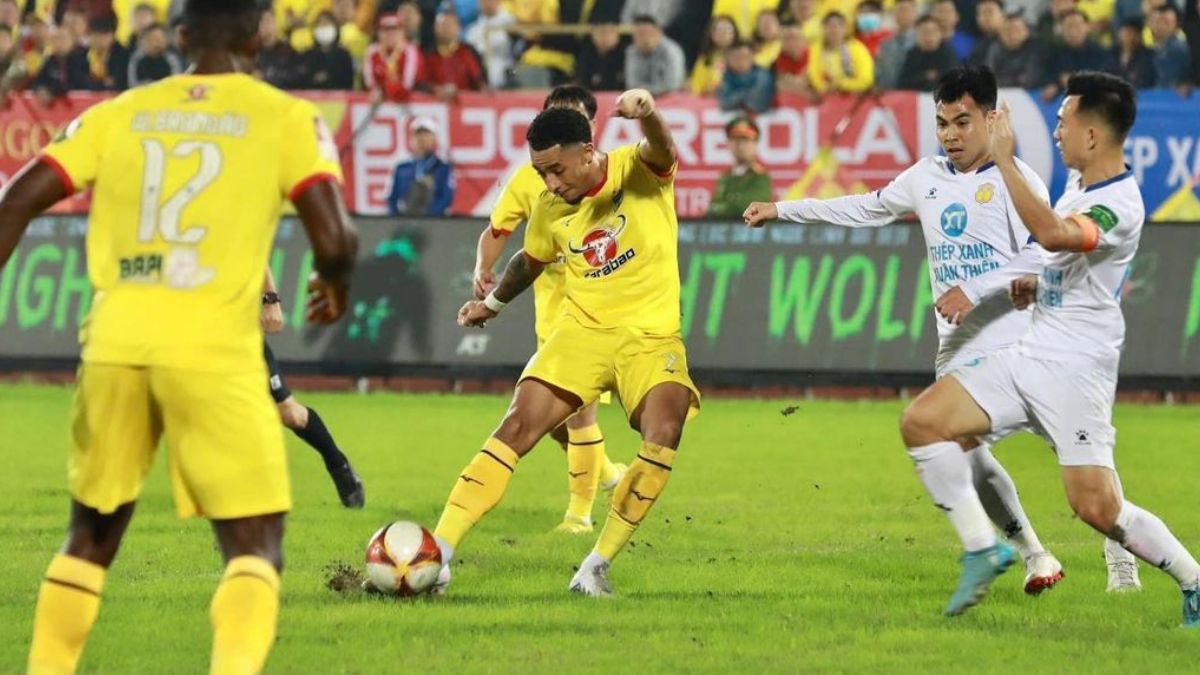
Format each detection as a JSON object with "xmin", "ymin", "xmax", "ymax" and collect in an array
[
  {"xmin": 315, "ymin": 25, "xmax": 337, "ymax": 46},
  {"xmin": 857, "ymin": 13, "xmax": 881, "ymax": 32}
]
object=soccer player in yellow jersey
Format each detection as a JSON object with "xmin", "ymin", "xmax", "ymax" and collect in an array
[
  {"xmin": 0, "ymin": 1, "xmax": 358, "ymax": 673},
  {"xmin": 473, "ymin": 84, "xmax": 626, "ymax": 534},
  {"xmin": 436, "ymin": 88, "xmax": 701, "ymax": 597}
]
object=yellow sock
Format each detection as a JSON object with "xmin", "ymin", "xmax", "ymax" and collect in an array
[
  {"xmin": 209, "ymin": 556, "xmax": 280, "ymax": 675},
  {"xmin": 28, "ymin": 554, "xmax": 106, "ymax": 675},
  {"xmin": 565, "ymin": 425, "xmax": 604, "ymax": 520},
  {"xmin": 434, "ymin": 437, "xmax": 520, "ymax": 549},
  {"xmin": 596, "ymin": 442, "xmax": 676, "ymax": 561}
]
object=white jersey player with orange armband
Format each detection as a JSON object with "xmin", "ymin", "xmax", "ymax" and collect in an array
[{"xmin": 744, "ymin": 65, "xmax": 1141, "ymax": 595}]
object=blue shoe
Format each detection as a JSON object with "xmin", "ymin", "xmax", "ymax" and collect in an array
[
  {"xmin": 944, "ymin": 541, "xmax": 1016, "ymax": 616},
  {"xmin": 1183, "ymin": 588, "xmax": 1200, "ymax": 628}
]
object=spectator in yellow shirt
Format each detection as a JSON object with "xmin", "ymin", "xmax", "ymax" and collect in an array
[
  {"xmin": 808, "ymin": 11, "xmax": 875, "ymax": 94},
  {"xmin": 712, "ymin": 0, "xmax": 782, "ymax": 38},
  {"xmin": 691, "ymin": 14, "xmax": 739, "ymax": 94},
  {"xmin": 754, "ymin": 9, "xmax": 784, "ymax": 66}
]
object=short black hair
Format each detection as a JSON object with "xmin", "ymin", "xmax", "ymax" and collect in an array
[
  {"xmin": 632, "ymin": 14, "xmax": 658, "ymax": 26},
  {"xmin": 1005, "ymin": 10, "xmax": 1027, "ymax": 21},
  {"xmin": 88, "ymin": 16, "xmax": 116, "ymax": 33},
  {"xmin": 727, "ymin": 39, "xmax": 754, "ymax": 51},
  {"xmin": 977, "ymin": 0, "xmax": 1005, "ymax": 9},
  {"xmin": 526, "ymin": 107, "xmax": 592, "ymax": 152},
  {"xmin": 823, "ymin": 11, "xmax": 845, "ymax": 23},
  {"xmin": 1066, "ymin": 71, "xmax": 1136, "ymax": 140},
  {"xmin": 1061, "ymin": 8, "xmax": 1088, "ymax": 22},
  {"xmin": 1119, "ymin": 16, "xmax": 1144, "ymax": 32},
  {"xmin": 916, "ymin": 14, "xmax": 940, "ymax": 28},
  {"xmin": 933, "ymin": 64, "xmax": 999, "ymax": 111},
  {"xmin": 858, "ymin": 1, "xmax": 883, "ymax": 11},
  {"xmin": 1154, "ymin": 4, "xmax": 1179, "ymax": 20},
  {"xmin": 543, "ymin": 85, "xmax": 598, "ymax": 121},
  {"xmin": 182, "ymin": 0, "xmax": 260, "ymax": 53}
]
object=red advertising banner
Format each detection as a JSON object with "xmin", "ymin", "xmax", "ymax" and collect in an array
[{"xmin": 0, "ymin": 90, "xmax": 921, "ymax": 218}]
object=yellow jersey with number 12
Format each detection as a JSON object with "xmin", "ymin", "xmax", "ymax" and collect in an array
[
  {"xmin": 39, "ymin": 72, "xmax": 342, "ymax": 372},
  {"xmin": 523, "ymin": 143, "xmax": 681, "ymax": 335},
  {"xmin": 490, "ymin": 161, "xmax": 567, "ymax": 342}
]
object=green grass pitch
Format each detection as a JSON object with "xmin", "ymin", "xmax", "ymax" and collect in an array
[{"xmin": 1, "ymin": 383, "xmax": 1198, "ymax": 674}]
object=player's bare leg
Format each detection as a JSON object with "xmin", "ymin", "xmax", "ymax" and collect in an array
[
  {"xmin": 900, "ymin": 377, "xmax": 1015, "ymax": 616},
  {"xmin": 28, "ymin": 500, "xmax": 136, "ymax": 675},
  {"xmin": 960, "ymin": 436, "xmax": 1063, "ymax": 595},
  {"xmin": 431, "ymin": 379, "xmax": 579, "ymax": 593},
  {"xmin": 1062, "ymin": 467, "xmax": 1200, "ymax": 626},
  {"xmin": 557, "ymin": 400, "xmax": 628, "ymax": 534},
  {"xmin": 571, "ymin": 383, "xmax": 692, "ymax": 597},
  {"xmin": 276, "ymin": 395, "xmax": 364, "ymax": 509},
  {"xmin": 210, "ymin": 513, "xmax": 287, "ymax": 674}
]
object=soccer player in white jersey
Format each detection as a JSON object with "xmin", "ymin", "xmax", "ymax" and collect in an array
[
  {"xmin": 896, "ymin": 71, "xmax": 1200, "ymax": 623},
  {"xmin": 743, "ymin": 65, "xmax": 1070, "ymax": 595}
]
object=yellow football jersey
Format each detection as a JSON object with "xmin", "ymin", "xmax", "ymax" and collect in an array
[
  {"xmin": 492, "ymin": 162, "xmax": 567, "ymax": 342},
  {"xmin": 40, "ymin": 73, "xmax": 342, "ymax": 372},
  {"xmin": 524, "ymin": 143, "xmax": 681, "ymax": 335}
]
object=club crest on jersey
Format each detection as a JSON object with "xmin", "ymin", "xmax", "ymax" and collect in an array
[
  {"xmin": 940, "ymin": 203, "xmax": 968, "ymax": 237},
  {"xmin": 975, "ymin": 183, "xmax": 996, "ymax": 204},
  {"xmin": 568, "ymin": 215, "xmax": 636, "ymax": 278},
  {"xmin": 1083, "ymin": 204, "xmax": 1119, "ymax": 232}
]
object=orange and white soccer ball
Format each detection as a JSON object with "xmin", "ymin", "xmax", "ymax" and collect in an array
[{"xmin": 364, "ymin": 521, "xmax": 443, "ymax": 596}]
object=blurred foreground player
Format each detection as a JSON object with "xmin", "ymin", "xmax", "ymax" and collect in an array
[{"xmin": 0, "ymin": 1, "xmax": 358, "ymax": 672}]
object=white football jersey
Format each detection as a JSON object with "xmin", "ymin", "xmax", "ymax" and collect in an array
[
  {"xmin": 776, "ymin": 156, "xmax": 1050, "ymax": 367},
  {"xmin": 1018, "ymin": 169, "xmax": 1143, "ymax": 365}
]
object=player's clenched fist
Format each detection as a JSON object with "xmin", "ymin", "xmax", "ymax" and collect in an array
[
  {"xmin": 1009, "ymin": 274, "xmax": 1038, "ymax": 310},
  {"xmin": 743, "ymin": 201, "xmax": 778, "ymax": 228},
  {"xmin": 458, "ymin": 300, "xmax": 497, "ymax": 327},
  {"xmin": 987, "ymin": 101, "xmax": 1017, "ymax": 165},
  {"xmin": 306, "ymin": 272, "xmax": 348, "ymax": 324},
  {"xmin": 614, "ymin": 89, "xmax": 655, "ymax": 119}
]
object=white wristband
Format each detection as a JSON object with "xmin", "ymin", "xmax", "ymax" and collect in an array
[{"xmin": 483, "ymin": 292, "xmax": 507, "ymax": 313}]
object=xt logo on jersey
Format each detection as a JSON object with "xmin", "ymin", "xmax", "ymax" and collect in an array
[{"xmin": 569, "ymin": 214, "xmax": 637, "ymax": 279}]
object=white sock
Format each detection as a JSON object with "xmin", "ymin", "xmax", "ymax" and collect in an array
[
  {"xmin": 435, "ymin": 536, "xmax": 455, "ymax": 565},
  {"xmin": 581, "ymin": 550, "xmax": 609, "ymax": 571},
  {"xmin": 1113, "ymin": 501, "xmax": 1200, "ymax": 590},
  {"xmin": 1104, "ymin": 474, "xmax": 1137, "ymax": 566},
  {"xmin": 967, "ymin": 443, "xmax": 1045, "ymax": 558},
  {"xmin": 908, "ymin": 442, "xmax": 997, "ymax": 552}
]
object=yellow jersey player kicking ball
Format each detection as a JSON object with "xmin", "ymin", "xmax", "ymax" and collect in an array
[
  {"xmin": 437, "ymin": 88, "xmax": 701, "ymax": 597},
  {"xmin": 0, "ymin": 1, "xmax": 359, "ymax": 672},
  {"xmin": 473, "ymin": 85, "xmax": 626, "ymax": 535}
]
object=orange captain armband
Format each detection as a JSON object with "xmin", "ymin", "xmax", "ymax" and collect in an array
[{"xmin": 1065, "ymin": 213, "xmax": 1102, "ymax": 252}]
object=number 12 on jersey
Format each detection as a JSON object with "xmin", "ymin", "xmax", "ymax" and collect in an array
[{"xmin": 138, "ymin": 139, "xmax": 222, "ymax": 245}]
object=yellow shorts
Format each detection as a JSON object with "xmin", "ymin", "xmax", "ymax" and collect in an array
[
  {"xmin": 69, "ymin": 362, "xmax": 290, "ymax": 519},
  {"xmin": 522, "ymin": 317, "xmax": 700, "ymax": 420}
]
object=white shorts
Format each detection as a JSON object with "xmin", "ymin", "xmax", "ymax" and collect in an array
[
  {"xmin": 949, "ymin": 348, "xmax": 1117, "ymax": 469},
  {"xmin": 935, "ymin": 345, "xmax": 1024, "ymax": 447}
]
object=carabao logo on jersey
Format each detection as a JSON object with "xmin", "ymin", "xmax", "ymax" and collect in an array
[
  {"xmin": 940, "ymin": 203, "xmax": 968, "ymax": 237},
  {"xmin": 568, "ymin": 215, "xmax": 637, "ymax": 279}
]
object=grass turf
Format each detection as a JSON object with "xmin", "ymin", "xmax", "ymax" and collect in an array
[{"xmin": 1, "ymin": 383, "xmax": 1197, "ymax": 674}]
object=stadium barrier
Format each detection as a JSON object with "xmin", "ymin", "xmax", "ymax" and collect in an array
[
  {"xmin": 2, "ymin": 217, "xmax": 1198, "ymax": 388},
  {"xmin": 0, "ymin": 89, "xmax": 1197, "ymax": 220}
]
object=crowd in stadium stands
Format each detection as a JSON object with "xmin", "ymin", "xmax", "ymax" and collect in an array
[{"xmin": 0, "ymin": 0, "xmax": 1198, "ymax": 111}]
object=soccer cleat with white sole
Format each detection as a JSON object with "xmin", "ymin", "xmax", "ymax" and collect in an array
[
  {"xmin": 554, "ymin": 514, "xmax": 594, "ymax": 535},
  {"xmin": 568, "ymin": 561, "xmax": 613, "ymax": 598},
  {"xmin": 1106, "ymin": 559, "xmax": 1142, "ymax": 593},
  {"xmin": 1023, "ymin": 552, "xmax": 1064, "ymax": 595},
  {"xmin": 430, "ymin": 563, "xmax": 451, "ymax": 596},
  {"xmin": 601, "ymin": 463, "xmax": 628, "ymax": 492}
]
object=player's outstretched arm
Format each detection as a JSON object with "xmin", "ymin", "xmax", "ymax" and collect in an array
[
  {"xmin": 0, "ymin": 160, "xmax": 70, "ymax": 268},
  {"xmin": 990, "ymin": 104, "xmax": 1094, "ymax": 252},
  {"xmin": 615, "ymin": 88, "xmax": 676, "ymax": 175},
  {"xmin": 458, "ymin": 249, "xmax": 546, "ymax": 327},
  {"xmin": 745, "ymin": 193, "xmax": 898, "ymax": 229},
  {"xmin": 294, "ymin": 179, "xmax": 359, "ymax": 324}
]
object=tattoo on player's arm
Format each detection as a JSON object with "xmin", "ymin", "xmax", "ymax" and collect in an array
[{"xmin": 493, "ymin": 250, "xmax": 546, "ymax": 303}]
